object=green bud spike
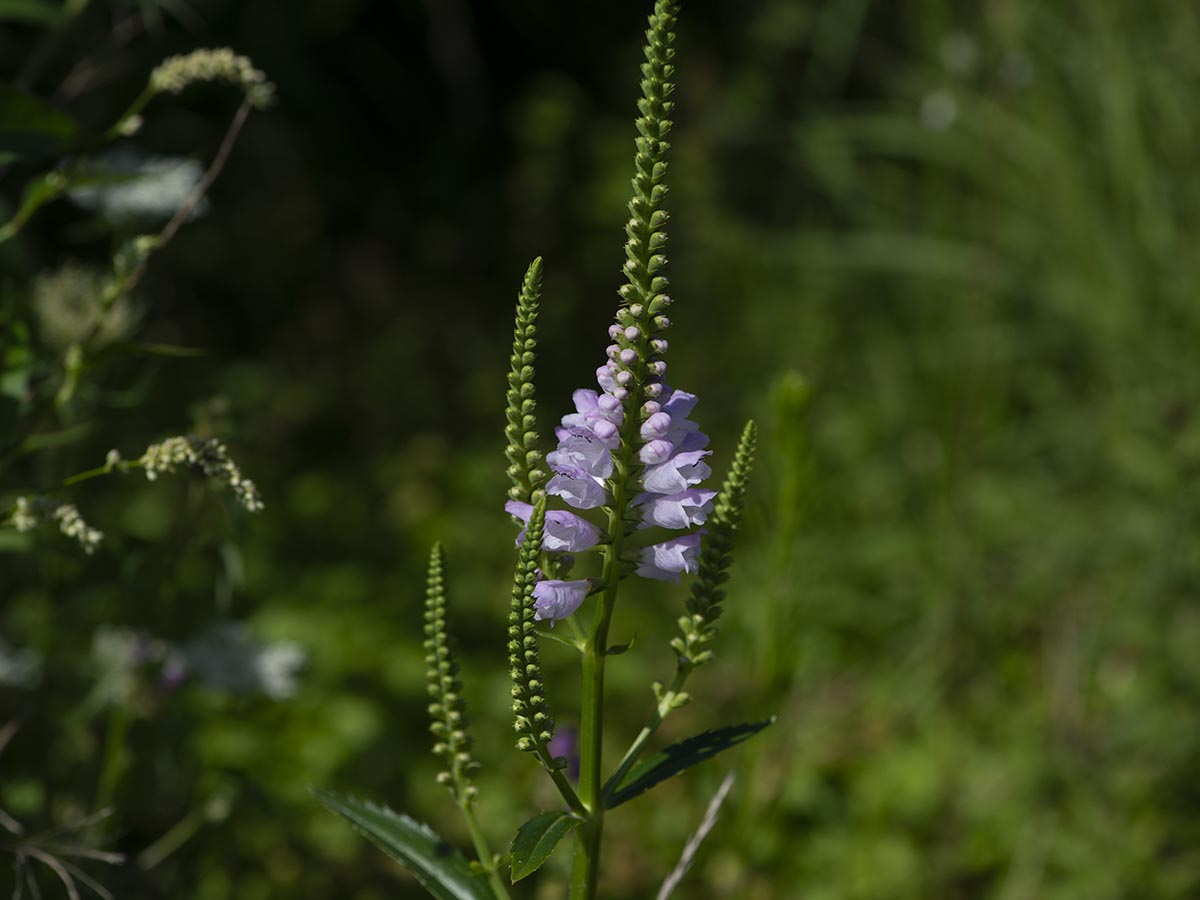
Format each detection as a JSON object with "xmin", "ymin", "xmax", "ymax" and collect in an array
[
  {"xmin": 504, "ymin": 258, "xmax": 546, "ymax": 504},
  {"xmin": 507, "ymin": 499, "xmax": 557, "ymax": 756},
  {"xmin": 423, "ymin": 543, "xmax": 480, "ymax": 806},
  {"xmin": 619, "ymin": 1, "xmax": 678, "ymax": 325},
  {"xmin": 677, "ymin": 420, "xmax": 758, "ymax": 668}
]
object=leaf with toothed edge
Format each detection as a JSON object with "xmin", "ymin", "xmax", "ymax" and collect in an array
[
  {"xmin": 602, "ymin": 718, "xmax": 775, "ymax": 808},
  {"xmin": 508, "ymin": 810, "xmax": 579, "ymax": 882},
  {"xmin": 313, "ymin": 790, "xmax": 491, "ymax": 900}
]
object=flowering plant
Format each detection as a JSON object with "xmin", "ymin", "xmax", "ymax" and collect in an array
[{"xmin": 316, "ymin": 3, "xmax": 769, "ymax": 897}]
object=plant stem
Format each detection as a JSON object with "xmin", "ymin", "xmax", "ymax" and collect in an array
[
  {"xmin": 459, "ymin": 802, "xmax": 514, "ymax": 900},
  {"xmin": 605, "ymin": 667, "xmax": 689, "ymax": 801},
  {"xmin": 570, "ymin": 489, "xmax": 629, "ymax": 898}
]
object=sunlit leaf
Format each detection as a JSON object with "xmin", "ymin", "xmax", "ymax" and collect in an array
[
  {"xmin": 603, "ymin": 719, "xmax": 774, "ymax": 808},
  {"xmin": 508, "ymin": 810, "xmax": 578, "ymax": 882},
  {"xmin": 313, "ymin": 790, "xmax": 491, "ymax": 900}
]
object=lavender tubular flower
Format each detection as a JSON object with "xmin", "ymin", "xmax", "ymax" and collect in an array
[
  {"xmin": 532, "ymin": 579, "xmax": 592, "ymax": 623},
  {"xmin": 505, "ymin": 500, "xmax": 601, "ymax": 553},
  {"xmin": 634, "ymin": 488, "xmax": 716, "ymax": 530},
  {"xmin": 637, "ymin": 532, "xmax": 702, "ymax": 583}
]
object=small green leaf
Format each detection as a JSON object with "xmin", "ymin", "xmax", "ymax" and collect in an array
[
  {"xmin": 603, "ymin": 719, "xmax": 775, "ymax": 809},
  {"xmin": 313, "ymin": 790, "xmax": 491, "ymax": 900},
  {"xmin": 509, "ymin": 810, "xmax": 578, "ymax": 882},
  {"xmin": 606, "ymin": 634, "xmax": 636, "ymax": 655}
]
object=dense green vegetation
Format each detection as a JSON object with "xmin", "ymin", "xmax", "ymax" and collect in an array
[{"xmin": 2, "ymin": 1, "xmax": 1198, "ymax": 898}]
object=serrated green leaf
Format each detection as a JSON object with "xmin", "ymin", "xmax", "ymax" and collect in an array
[
  {"xmin": 603, "ymin": 718, "xmax": 775, "ymax": 809},
  {"xmin": 313, "ymin": 790, "xmax": 491, "ymax": 900},
  {"xmin": 508, "ymin": 810, "xmax": 578, "ymax": 882}
]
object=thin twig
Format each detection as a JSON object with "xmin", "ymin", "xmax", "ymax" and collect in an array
[
  {"xmin": 123, "ymin": 95, "xmax": 254, "ymax": 295},
  {"xmin": 655, "ymin": 773, "xmax": 736, "ymax": 900},
  {"xmin": 57, "ymin": 859, "xmax": 115, "ymax": 900},
  {"xmin": 23, "ymin": 849, "xmax": 79, "ymax": 900}
]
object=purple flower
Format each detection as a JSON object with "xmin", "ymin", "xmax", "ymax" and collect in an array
[
  {"xmin": 642, "ymin": 448, "xmax": 712, "ymax": 494},
  {"xmin": 532, "ymin": 579, "xmax": 592, "ymax": 622},
  {"xmin": 634, "ymin": 488, "xmax": 717, "ymax": 529},
  {"xmin": 506, "ymin": 500, "xmax": 602, "ymax": 553},
  {"xmin": 636, "ymin": 532, "xmax": 703, "ymax": 583},
  {"xmin": 547, "ymin": 427, "xmax": 614, "ymax": 480},
  {"xmin": 547, "ymin": 467, "xmax": 608, "ymax": 509},
  {"xmin": 549, "ymin": 726, "xmax": 580, "ymax": 781}
]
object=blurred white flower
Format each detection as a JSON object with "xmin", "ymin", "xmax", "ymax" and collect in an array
[
  {"xmin": 939, "ymin": 31, "xmax": 980, "ymax": 77},
  {"xmin": 182, "ymin": 623, "xmax": 306, "ymax": 700},
  {"xmin": 0, "ymin": 638, "xmax": 39, "ymax": 688},
  {"xmin": 919, "ymin": 89, "xmax": 958, "ymax": 131},
  {"xmin": 69, "ymin": 149, "xmax": 207, "ymax": 223}
]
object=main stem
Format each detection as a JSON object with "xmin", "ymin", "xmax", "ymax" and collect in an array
[{"xmin": 571, "ymin": 483, "xmax": 630, "ymax": 898}]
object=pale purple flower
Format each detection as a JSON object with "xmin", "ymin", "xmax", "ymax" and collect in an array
[
  {"xmin": 547, "ymin": 467, "xmax": 608, "ymax": 509},
  {"xmin": 506, "ymin": 500, "xmax": 602, "ymax": 553},
  {"xmin": 636, "ymin": 533, "xmax": 703, "ymax": 583},
  {"xmin": 533, "ymin": 579, "xmax": 591, "ymax": 622},
  {"xmin": 634, "ymin": 488, "xmax": 717, "ymax": 529},
  {"xmin": 642, "ymin": 448, "xmax": 712, "ymax": 494},
  {"xmin": 547, "ymin": 428, "xmax": 614, "ymax": 480},
  {"xmin": 549, "ymin": 726, "xmax": 580, "ymax": 780}
]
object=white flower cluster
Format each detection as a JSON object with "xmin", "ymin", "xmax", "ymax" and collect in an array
[
  {"xmin": 140, "ymin": 434, "xmax": 264, "ymax": 512},
  {"xmin": 149, "ymin": 48, "xmax": 276, "ymax": 109},
  {"xmin": 13, "ymin": 496, "xmax": 104, "ymax": 554}
]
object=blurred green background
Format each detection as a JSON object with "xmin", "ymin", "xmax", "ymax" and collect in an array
[{"xmin": 3, "ymin": 0, "xmax": 1200, "ymax": 897}]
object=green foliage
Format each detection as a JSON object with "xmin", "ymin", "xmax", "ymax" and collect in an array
[
  {"xmin": 508, "ymin": 810, "xmax": 579, "ymax": 883},
  {"xmin": 313, "ymin": 791, "xmax": 491, "ymax": 900},
  {"xmin": 603, "ymin": 719, "xmax": 773, "ymax": 809},
  {"xmin": 503, "ymin": 257, "xmax": 546, "ymax": 504},
  {"xmin": 6, "ymin": 0, "xmax": 1200, "ymax": 898}
]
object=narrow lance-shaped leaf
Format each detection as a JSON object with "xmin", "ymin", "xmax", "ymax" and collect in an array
[
  {"xmin": 508, "ymin": 810, "xmax": 579, "ymax": 883},
  {"xmin": 312, "ymin": 791, "xmax": 491, "ymax": 900},
  {"xmin": 504, "ymin": 257, "xmax": 546, "ymax": 503},
  {"xmin": 603, "ymin": 718, "xmax": 774, "ymax": 809}
]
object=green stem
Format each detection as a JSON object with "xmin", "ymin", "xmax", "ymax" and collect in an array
[
  {"xmin": 105, "ymin": 85, "xmax": 156, "ymax": 140},
  {"xmin": 91, "ymin": 703, "xmax": 129, "ymax": 839},
  {"xmin": 604, "ymin": 667, "xmax": 690, "ymax": 801},
  {"xmin": 459, "ymin": 802, "xmax": 514, "ymax": 900},
  {"xmin": 570, "ymin": 490, "xmax": 630, "ymax": 898}
]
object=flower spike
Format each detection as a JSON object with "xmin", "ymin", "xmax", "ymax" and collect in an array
[
  {"xmin": 423, "ymin": 543, "xmax": 479, "ymax": 805},
  {"xmin": 507, "ymin": 499, "xmax": 557, "ymax": 755},
  {"xmin": 504, "ymin": 258, "xmax": 547, "ymax": 504},
  {"xmin": 673, "ymin": 419, "xmax": 757, "ymax": 668}
]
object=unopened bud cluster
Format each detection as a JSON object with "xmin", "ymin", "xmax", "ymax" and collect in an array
[
  {"xmin": 606, "ymin": 0, "xmax": 679, "ymax": 419},
  {"xmin": 141, "ymin": 434, "xmax": 263, "ymax": 513},
  {"xmin": 504, "ymin": 258, "xmax": 547, "ymax": 503},
  {"xmin": 507, "ymin": 501, "xmax": 556, "ymax": 753},
  {"xmin": 674, "ymin": 421, "xmax": 757, "ymax": 668},
  {"xmin": 12, "ymin": 496, "xmax": 104, "ymax": 554},
  {"xmin": 423, "ymin": 544, "xmax": 479, "ymax": 804},
  {"xmin": 150, "ymin": 48, "xmax": 276, "ymax": 109}
]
